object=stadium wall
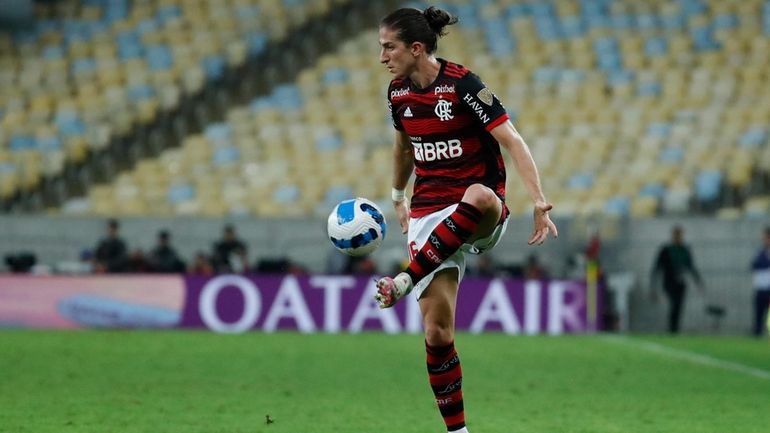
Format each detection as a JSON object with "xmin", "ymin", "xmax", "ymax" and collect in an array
[
  {"xmin": 0, "ymin": 216, "xmax": 763, "ymax": 335},
  {"xmin": 0, "ymin": 274, "xmax": 598, "ymax": 334}
]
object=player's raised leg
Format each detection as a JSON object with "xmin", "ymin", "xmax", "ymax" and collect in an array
[{"xmin": 375, "ymin": 184, "xmax": 502, "ymax": 308}]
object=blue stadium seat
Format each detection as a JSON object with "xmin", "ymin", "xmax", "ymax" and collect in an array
[
  {"xmin": 644, "ymin": 36, "xmax": 668, "ymax": 57},
  {"xmin": 659, "ymin": 146, "xmax": 685, "ymax": 163},
  {"xmin": 738, "ymin": 127, "xmax": 768, "ymax": 148},
  {"xmin": 637, "ymin": 79, "xmax": 662, "ymax": 97},
  {"xmin": 71, "ymin": 58, "xmax": 97, "ymax": 75},
  {"xmin": 103, "ymin": 0, "xmax": 129, "ymax": 23},
  {"xmin": 168, "ymin": 183, "xmax": 195, "ymax": 204},
  {"xmin": 691, "ymin": 26, "xmax": 721, "ymax": 51},
  {"xmin": 212, "ymin": 146, "xmax": 240, "ymax": 166},
  {"xmin": 205, "ymin": 123, "xmax": 232, "ymax": 145},
  {"xmin": 605, "ymin": 196, "xmax": 631, "ymax": 216},
  {"xmin": 128, "ymin": 84, "xmax": 155, "ymax": 102},
  {"xmin": 273, "ymin": 184, "xmax": 300, "ymax": 204},
  {"xmin": 42, "ymin": 45, "xmax": 64, "ymax": 60},
  {"xmin": 315, "ymin": 133, "xmax": 343, "ymax": 152},
  {"xmin": 37, "ymin": 136, "xmax": 62, "ymax": 151},
  {"xmin": 713, "ymin": 13, "xmax": 738, "ymax": 30},
  {"xmin": 636, "ymin": 14, "xmax": 659, "ymax": 31},
  {"xmin": 57, "ymin": 117, "xmax": 86, "ymax": 137},
  {"xmin": 246, "ymin": 31, "xmax": 268, "ymax": 56},
  {"xmin": 156, "ymin": 5, "xmax": 182, "ymax": 25},
  {"xmin": 271, "ymin": 85, "xmax": 303, "ymax": 111},
  {"xmin": 567, "ymin": 172, "xmax": 594, "ymax": 189},
  {"xmin": 137, "ymin": 18, "xmax": 160, "ymax": 36},
  {"xmin": 639, "ymin": 182, "xmax": 666, "ymax": 200},
  {"xmin": 322, "ymin": 68, "xmax": 349, "ymax": 84},
  {"xmin": 146, "ymin": 44, "xmax": 174, "ymax": 71},
  {"xmin": 695, "ymin": 170, "xmax": 722, "ymax": 203},
  {"xmin": 763, "ymin": 1, "xmax": 770, "ymax": 35},
  {"xmin": 324, "ymin": 185, "xmax": 353, "ymax": 207},
  {"xmin": 611, "ymin": 13, "xmax": 635, "ymax": 30},
  {"xmin": 560, "ymin": 15, "xmax": 586, "ymax": 38},
  {"xmin": 202, "ymin": 55, "xmax": 226, "ymax": 81},
  {"xmin": 679, "ymin": 0, "xmax": 707, "ymax": 17},
  {"xmin": 10, "ymin": 135, "xmax": 35, "ymax": 151},
  {"xmin": 249, "ymin": 97, "xmax": 273, "ymax": 113}
]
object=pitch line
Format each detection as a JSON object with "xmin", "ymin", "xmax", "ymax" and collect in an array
[{"xmin": 602, "ymin": 336, "xmax": 770, "ymax": 381}]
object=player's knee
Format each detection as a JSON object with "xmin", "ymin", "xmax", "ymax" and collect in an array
[
  {"xmin": 463, "ymin": 183, "xmax": 498, "ymax": 211},
  {"xmin": 424, "ymin": 322, "xmax": 454, "ymax": 347}
]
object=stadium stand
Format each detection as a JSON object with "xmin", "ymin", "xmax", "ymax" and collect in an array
[
  {"xmin": 0, "ymin": 0, "xmax": 356, "ymax": 211},
  {"xmin": 1, "ymin": 0, "xmax": 769, "ymax": 219}
]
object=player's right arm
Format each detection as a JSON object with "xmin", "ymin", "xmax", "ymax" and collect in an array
[{"xmin": 392, "ymin": 130, "xmax": 413, "ymax": 234}]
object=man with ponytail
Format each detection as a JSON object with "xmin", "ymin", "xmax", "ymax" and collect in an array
[{"xmin": 375, "ymin": 6, "xmax": 558, "ymax": 433}]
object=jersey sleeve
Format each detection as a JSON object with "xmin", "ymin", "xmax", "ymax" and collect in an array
[
  {"xmin": 386, "ymin": 85, "xmax": 404, "ymax": 131},
  {"xmin": 456, "ymin": 72, "xmax": 509, "ymax": 132}
]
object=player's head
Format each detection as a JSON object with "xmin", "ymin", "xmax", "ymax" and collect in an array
[
  {"xmin": 763, "ymin": 226, "xmax": 770, "ymax": 245},
  {"xmin": 671, "ymin": 225, "xmax": 683, "ymax": 244},
  {"xmin": 379, "ymin": 6, "xmax": 457, "ymax": 77},
  {"xmin": 158, "ymin": 229, "xmax": 170, "ymax": 245},
  {"xmin": 107, "ymin": 218, "xmax": 119, "ymax": 236}
]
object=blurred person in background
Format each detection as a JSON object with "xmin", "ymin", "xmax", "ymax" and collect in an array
[
  {"xmin": 148, "ymin": 230, "xmax": 186, "ymax": 273},
  {"xmin": 93, "ymin": 218, "xmax": 128, "ymax": 273},
  {"xmin": 211, "ymin": 224, "xmax": 248, "ymax": 273},
  {"xmin": 126, "ymin": 248, "xmax": 151, "ymax": 273},
  {"xmin": 374, "ymin": 6, "xmax": 557, "ymax": 433},
  {"xmin": 651, "ymin": 225, "xmax": 704, "ymax": 334},
  {"xmin": 188, "ymin": 251, "xmax": 215, "ymax": 276},
  {"xmin": 523, "ymin": 253, "xmax": 549, "ymax": 280},
  {"xmin": 750, "ymin": 227, "xmax": 770, "ymax": 337}
]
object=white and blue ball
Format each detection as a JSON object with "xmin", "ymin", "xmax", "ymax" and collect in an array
[{"xmin": 327, "ymin": 197, "xmax": 387, "ymax": 257}]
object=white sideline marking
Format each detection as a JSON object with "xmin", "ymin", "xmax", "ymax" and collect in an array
[{"xmin": 603, "ymin": 336, "xmax": 770, "ymax": 381}]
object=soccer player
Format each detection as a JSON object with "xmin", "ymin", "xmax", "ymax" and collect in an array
[{"xmin": 375, "ymin": 6, "xmax": 557, "ymax": 433}]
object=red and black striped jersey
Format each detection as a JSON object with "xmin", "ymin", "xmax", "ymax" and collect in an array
[{"xmin": 387, "ymin": 58, "xmax": 510, "ymax": 218}]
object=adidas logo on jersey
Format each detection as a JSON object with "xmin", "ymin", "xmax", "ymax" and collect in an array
[{"xmin": 404, "ymin": 107, "xmax": 413, "ymax": 117}]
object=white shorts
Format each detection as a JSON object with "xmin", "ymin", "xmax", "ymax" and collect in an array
[{"xmin": 408, "ymin": 203, "xmax": 509, "ymax": 300}]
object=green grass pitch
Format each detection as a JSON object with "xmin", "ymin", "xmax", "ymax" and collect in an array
[{"xmin": 1, "ymin": 331, "xmax": 768, "ymax": 433}]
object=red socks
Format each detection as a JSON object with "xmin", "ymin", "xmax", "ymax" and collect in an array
[{"xmin": 426, "ymin": 341, "xmax": 465, "ymax": 432}]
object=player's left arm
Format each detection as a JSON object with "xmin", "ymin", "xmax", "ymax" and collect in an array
[
  {"xmin": 457, "ymin": 72, "xmax": 557, "ymax": 244},
  {"xmin": 491, "ymin": 122, "xmax": 557, "ymax": 245}
]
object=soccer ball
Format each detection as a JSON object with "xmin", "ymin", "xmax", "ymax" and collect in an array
[{"xmin": 327, "ymin": 197, "xmax": 387, "ymax": 257}]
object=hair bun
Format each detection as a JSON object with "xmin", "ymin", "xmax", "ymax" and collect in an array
[{"xmin": 423, "ymin": 6, "xmax": 458, "ymax": 37}]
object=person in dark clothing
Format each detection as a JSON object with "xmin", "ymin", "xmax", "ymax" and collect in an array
[
  {"xmin": 94, "ymin": 218, "xmax": 128, "ymax": 273},
  {"xmin": 750, "ymin": 227, "xmax": 770, "ymax": 337},
  {"xmin": 148, "ymin": 230, "xmax": 186, "ymax": 273},
  {"xmin": 212, "ymin": 224, "xmax": 248, "ymax": 273},
  {"xmin": 126, "ymin": 248, "xmax": 151, "ymax": 273},
  {"xmin": 651, "ymin": 226, "xmax": 704, "ymax": 333}
]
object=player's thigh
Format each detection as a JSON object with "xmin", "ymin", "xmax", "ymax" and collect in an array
[{"xmin": 419, "ymin": 267, "xmax": 460, "ymax": 331}]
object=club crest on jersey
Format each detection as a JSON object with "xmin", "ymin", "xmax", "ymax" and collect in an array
[
  {"xmin": 477, "ymin": 87, "xmax": 494, "ymax": 105},
  {"xmin": 434, "ymin": 99, "xmax": 454, "ymax": 121}
]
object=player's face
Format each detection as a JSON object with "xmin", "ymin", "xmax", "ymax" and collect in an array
[{"xmin": 379, "ymin": 26, "xmax": 415, "ymax": 78}]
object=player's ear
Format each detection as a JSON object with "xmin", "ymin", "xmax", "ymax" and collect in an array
[{"xmin": 410, "ymin": 41, "xmax": 425, "ymax": 57}]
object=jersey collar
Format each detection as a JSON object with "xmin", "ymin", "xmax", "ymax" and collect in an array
[{"xmin": 408, "ymin": 58, "xmax": 447, "ymax": 94}]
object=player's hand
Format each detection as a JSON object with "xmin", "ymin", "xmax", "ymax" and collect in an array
[
  {"xmin": 394, "ymin": 198, "xmax": 410, "ymax": 234},
  {"xmin": 528, "ymin": 201, "xmax": 558, "ymax": 245}
]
